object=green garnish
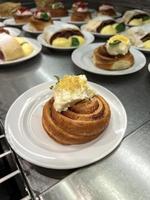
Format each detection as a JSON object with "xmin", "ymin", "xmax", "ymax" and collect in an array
[
  {"xmin": 20, "ymin": 42, "xmax": 28, "ymax": 46},
  {"xmin": 41, "ymin": 13, "xmax": 49, "ymax": 21},
  {"xmin": 109, "ymin": 40, "xmax": 121, "ymax": 47},
  {"xmin": 143, "ymin": 16, "xmax": 150, "ymax": 21},
  {"xmin": 71, "ymin": 37, "xmax": 80, "ymax": 47},
  {"xmin": 115, "ymin": 23, "xmax": 125, "ymax": 33}
]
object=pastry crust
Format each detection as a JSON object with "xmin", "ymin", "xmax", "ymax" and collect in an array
[
  {"xmin": 14, "ymin": 14, "xmax": 32, "ymax": 24},
  {"xmin": 30, "ymin": 16, "xmax": 53, "ymax": 31},
  {"xmin": 49, "ymin": 8, "xmax": 68, "ymax": 17},
  {"xmin": 99, "ymin": 9, "xmax": 116, "ymax": 16},
  {"xmin": 71, "ymin": 11, "xmax": 91, "ymax": 22},
  {"xmin": 93, "ymin": 45, "xmax": 134, "ymax": 70},
  {"xmin": 42, "ymin": 96, "xmax": 111, "ymax": 145}
]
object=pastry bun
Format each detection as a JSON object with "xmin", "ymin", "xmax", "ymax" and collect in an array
[{"xmin": 93, "ymin": 45, "xmax": 134, "ymax": 70}]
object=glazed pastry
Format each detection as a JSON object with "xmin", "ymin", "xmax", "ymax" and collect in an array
[
  {"xmin": 42, "ymin": 75, "xmax": 111, "ymax": 145},
  {"xmin": 83, "ymin": 18, "xmax": 125, "ymax": 35},
  {"xmin": 44, "ymin": 24, "xmax": 85, "ymax": 47},
  {"xmin": 0, "ymin": 33, "xmax": 33, "ymax": 61},
  {"xmin": 141, "ymin": 33, "xmax": 150, "ymax": 49},
  {"xmin": 48, "ymin": 0, "xmax": 68, "ymax": 17},
  {"xmin": 30, "ymin": 10, "xmax": 53, "ymax": 31},
  {"xmin": 122, "ymin": 9, "xmax": 150, "ymax": 26},
  {"xmin": 98, "ymin": 4, "xmax": 116, "ymax": 17},
  {"xmin": 0, "ymin": 2, "xmax": 21, "ymax": 17},
  {"xmin": 71, "ymin": 2, "xmax": 91, "ymax": 22},
  {"xmin": 13, "ymin": 7, "xmax": 33, "ymax": 24},
  {"xmin": 92, "ymin": 34, "xmax": 134, "ymax": 70}
]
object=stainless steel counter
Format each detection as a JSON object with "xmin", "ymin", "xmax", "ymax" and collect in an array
[{"xmin": 0, "ymin": 29, "xmax": 150, "ymax": 199}]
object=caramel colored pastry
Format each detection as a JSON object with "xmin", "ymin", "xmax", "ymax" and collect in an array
[
  {"xmin": 48, "ymin": 1, "xmax": 68, "ymax": 17},
  {"xmin": 71, "ymin": 2, "xmax": 91, "ymax": 22},
  {"xmin": 0, "ymin": 2, "xmax": 21, "ymax": 17},
  {"xmin": 122, "ymin": 9, "xmax": 150, "ymax": 26},
  {"xmin": 30, "ymin": 10, "xmax": 53, "ymax": 31},
  {"xmin": 13, "ymin": 7, "xmax": 33, "ymax": 24},
  {"xmin": 0, "ymin": 34, "xmax": 33, "ymax": 61},
  {"xmin": 93, "ymin": 35, "xmax": 134, "ymax": 70},
  {"xmin": 98, "ymin": 4, "xmax": 116, "ymax": 17},
  {"xmin": 42, "ymin": 75, "xmax": 111, "ymax": 145}
]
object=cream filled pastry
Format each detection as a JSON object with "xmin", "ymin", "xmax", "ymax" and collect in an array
[
  {"xmin": 13, "ymin": 7, "xmax": 33, "ymax": 24},
  {"xmin": 83, "ymin": 18, "xmax": 125, "ymax": 35},
  {"xmin": 30, "ymin": 10, "xmax": 53, "ymax": 31},
  {"xmin": 92, "ymin": 34, "xmax": 134, "ymax": 70},
  {"xmin": 71, "ymin": 2, "xmax": 91, "ymax": 22},
  {"xmin": 44, "ymin": 24, "xmax": 85, "ymax": 47},
  {"xmin": 98, "ymin": 4, "xmax": 116, "ymax": 17},
  {"xmin": 42, "ymin": 75, "xmax": 111, "ymax": 145},
  {"xmin": 122, "ymin": 9, "xmax": 150, "ymax": 26},
  {"xmin": 0, "ymin": 33, "xmax": 33, "ymax": 61}
]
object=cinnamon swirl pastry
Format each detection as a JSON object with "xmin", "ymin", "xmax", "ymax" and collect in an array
[
  {"xmin": 93, "ymin": 34, "xmax": 134, "ymax": 70},
  {"xmin": 42, "ymin": 75, "xmax": 111, "ymax": 145}
]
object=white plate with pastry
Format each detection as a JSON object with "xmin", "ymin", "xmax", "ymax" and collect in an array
[
  {"xmin": 0, "ymin": 34, "xmax": 42, "ymax": 65},
  {"xmin": 72, "ymin": 43, "xmax": 146, "ymax": 75},
  {"xmin": 5, "ymin": 75, "xmax": 127, "ymax": 169},
  {"xmin": 0, "ymin": 22, "xmax": 4, "ymax": 27},
  {"xmin": 37, "ymin": 23, "xmax": 94, "ymax": 50},
  {"xmin": 4, "ymin": 18, "xmax": 25, "ymax": 27},
  {"xmin": 0, "ymin": 27, "xmax": 21, "ymax": 36}
]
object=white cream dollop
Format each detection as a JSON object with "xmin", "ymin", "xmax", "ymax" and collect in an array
[{"xmin": 53, "ymin": 75, "xmax": 95, "ymax": 112}]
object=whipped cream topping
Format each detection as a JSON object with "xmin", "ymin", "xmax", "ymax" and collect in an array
[
  {"xmin": 76, "ymin": 7, "xmax": 88, "ymax": 12},
  {"xmin": 16, "ymin": 8, "xmax": 32, "ymax": 16},
  {"xmin": 53, "ymin": 75, "xmax": 95, "ymax": 112},
  {"xmin": 99, "ymin": 4, "xmax": 114, "ymax": 11},
  {"xmin": 34, "ymin": 11, "xmax": 50, "ymax": 20},
  {"xmin": 106, "ymin": 34, "xmax": 130, "ymax": 55}
]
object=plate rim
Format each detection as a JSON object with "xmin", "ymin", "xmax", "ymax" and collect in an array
[
  {"xmin": 0, "ymin": 37, "xmax": 42, "ymax": 66},
  {"xmin": 61, "ymin": 16, "xmax": 87, "ymax": 25},
  {"xmin": 4, "ymin": 18, "xmax": 25, "ymax": 26},
  {"xmin": 72, "ymin": 43, "xmax": 146, "ymax": 76},
  {"xmin": 5, "ymin": 81, "xmax": 127, "ymax": 169}
]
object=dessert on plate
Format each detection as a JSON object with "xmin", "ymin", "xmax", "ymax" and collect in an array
[
  {"xmin": 125, "ymin": 27, "xmax": 150, "ymax": 49},
  {"xmin": 0, "ymin": 33, "xmax": 33, "ymax": 61},
  {"xmin": 71, "ymin": 1, "xmax": 91, "ymax": 22},
  {"xmin": 13, "ymin": 7, "xmax": 33, "ymax": 24},
  {"xmin": 71, "ymin": 0, "xmax": 87, "ymax": 12},
  {"xmin": 92, "ymin": 34, "xmax": 134, "ymax": 70},
  {"xmin": 83, "ymin": 17, "xmax": 125, "ymax": 35},
  {"xmin": 42, "ymin": 75, "xmax": 111, "ymax": 145},
  {"xmin": 47, "ymin": 0, "xmax": 68, "ymax": 17},
  {"xmin": 29, "ymin": 10, "xmax": 53, "ymax": 31},
  {"xmin": 122, "ymin": 9, "xmax": 150, "ymax": 26},
  {"xmin": 98, "ymin": 4, "xmax": 117, "ymax": 17},
  {"xmin": 44, "ymin": 24, "xmax": 85, "ymax": 48},
  {"xmin": 0, "ymin": 2, "xmax": 21, "ymax": 18}
]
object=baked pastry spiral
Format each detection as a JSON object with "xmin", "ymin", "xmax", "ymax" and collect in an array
[
  {"xmin": 93, "ymin": 45, "xmax": 134, "ymax": 70},
  {"xmin": 42, "ymin": 95, "xmax": 111, "ymax": 145}
]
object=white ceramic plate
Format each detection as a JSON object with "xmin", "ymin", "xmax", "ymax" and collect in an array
[
  {"xmin": 3, "ymin": 27, "xmax": 21, "ymax": 36},
  {"xmin": 4, "ymin": 18, "xmax": 25, "ymax": 27},
  {"xmin": 5, "ymin": 81, "xmax": 127, "ymax": 169},
  {"xmin": 72, "ymin": 43, "xmax": 146, "ymax": 75},
  {"xmin": 22, "ymin": 21, "xmax": 66, "ymax": 34},
  {"xmin": 148, "ymin": 63, "xmax": 150, "ymax": 72},
  {"xmin": 61, "ymin": 16, "xmax": 88, "ymax": 25},
  {"xmin": 37, "ymin": 31, "xmax": 94, "ymax": 50},
  {"xmin": 0, "ymin": 38, "xmax": 42, "ymax": 65}
]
